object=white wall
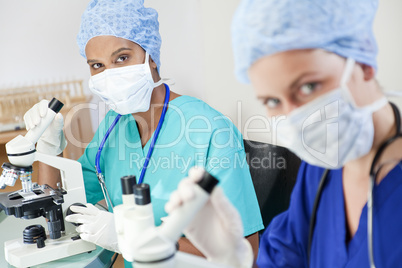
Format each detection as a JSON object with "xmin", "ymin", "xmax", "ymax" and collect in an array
[
  {"xmin": 148, "ymin": 0, "xmax": 206, "ymax": 100},
  {"xmin": 199, "ymin": 0, "xmax": 269, "ymax": 143},
  {"xmin": 0, "ymin": 1, "xmax": 89, "ymax": 87},
  {"xmin": 153, "ymin": 0, "xmax": 269, "ymax": 143},
  {"xmin": 374, "ymin": 0, "xmax": 402, "ymax": 109},
  {"xmin": 0, "ymin": 0, "xmax": 401, "ymax": 143}
]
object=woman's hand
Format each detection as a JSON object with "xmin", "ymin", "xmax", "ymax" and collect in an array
[
  {"xmin": 165, "ymin": 167, "xmax": 254, "ymax": 268},
  {"xmin": 23, "ymin": 99, "xmax": 67, "ymax": 155},
  {"xmin": 65, "ymin": 203, "xmax": 120, "ymax": 253}
]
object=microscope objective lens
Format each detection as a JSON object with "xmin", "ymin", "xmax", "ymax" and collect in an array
[
  {"xmin": 0, "ymin": 170, "xmax": 7, "ymax": 189},
  {"xmin": 20, "ymin": 172, "xmax": 33, "ymax": 192},
  {"xmin": 4, "ymin": 170, "xmax": 18, "ymax": 187}
]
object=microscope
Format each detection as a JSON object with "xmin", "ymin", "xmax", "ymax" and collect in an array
[
  {"xmin": 115, "ymin": 173, "xmax": 232, "ymax": 268},
  {"xmin": 0, "ymin": 98, "xmax": 96, "ymax": 267}
]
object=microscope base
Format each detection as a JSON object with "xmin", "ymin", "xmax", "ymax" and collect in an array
[{"xmin": 5, "ymin": 233, "xmax": 96, "ymax": 268}]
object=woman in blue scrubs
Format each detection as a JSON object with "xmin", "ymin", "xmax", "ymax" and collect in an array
[
  {"xmin": 25, "ymin": 0, "xmax": 263, "ymax": 265},
  {"xmin": 167, "ymin": 0, "xmax": 402, "ymax": 267}
]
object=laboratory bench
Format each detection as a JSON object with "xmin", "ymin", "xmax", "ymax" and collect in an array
[{"xmin": 0, "ymin": 210, "xmax": 115, "ymax": 268}]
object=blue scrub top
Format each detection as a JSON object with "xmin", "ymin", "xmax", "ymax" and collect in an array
[
  {"xmin": 258, "ymin": 161, "xmax": 402, "ymax": 268},
  {"xmin": 78, "ymin": 95, "xmax": 263, "ymax": 234}
]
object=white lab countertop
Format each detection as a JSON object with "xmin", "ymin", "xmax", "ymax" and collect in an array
[{"xmin": 0, "ymin": 210, "xmax": 114, "ymax": 268}]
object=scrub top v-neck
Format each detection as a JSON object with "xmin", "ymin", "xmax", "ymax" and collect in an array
[{"xmin": 257, "ymin": 161, "xmax": 402, "ymax": 268}]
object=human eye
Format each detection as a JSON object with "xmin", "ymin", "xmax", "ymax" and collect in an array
[
  {"xmin": 116, "ymin": 55, "xmax": 129, "ymax": 63},
  {"xmin": 91, "ymin": 63, "xmax": 104, "ymax": 70},
  {"xmin": 264, "ymin": 98, "xmax": 281, "ymax": 109},
  {"xmin": 299, "ymin": 82, "xmax": 319, "ymax": 96}
]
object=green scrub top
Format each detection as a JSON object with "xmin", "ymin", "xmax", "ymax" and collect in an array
[{"xmin": 78, "ymin": 95, "xmax": 263, "ymax": 237}]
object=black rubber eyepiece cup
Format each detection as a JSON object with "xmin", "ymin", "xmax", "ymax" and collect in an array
[
  {"xmin": 134, "ymin": 184, "xmax": 151, "ymax": 205},
  {"xmin": 197, "ymin": 172, "xmax": 219, "ymax": 194},
  {"xmin": 121, "ymin": 175, "xmax": 137, "ymax": 195},
  {"xmin": 48, "ymin": 98, "xmax": 64, "ymax": 113}
]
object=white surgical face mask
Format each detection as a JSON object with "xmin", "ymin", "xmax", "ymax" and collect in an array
[
  {"xmin": 88, "ymin": 52, "xmax": 163, "ymax": 115},
  {"xmin": 276, "ymin": 58, "xmax": 388, "ymax": 169}
]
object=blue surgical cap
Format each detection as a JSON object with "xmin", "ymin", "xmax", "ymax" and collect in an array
[
  {"xmin": 232, "ymin": 0, "xmax": 379, "ymax": 83},
  {"xmin": 77, "ymin": 0, "xmax": 162, "ymax": 70}
]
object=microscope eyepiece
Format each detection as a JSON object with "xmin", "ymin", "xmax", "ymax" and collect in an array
[
  {"xmin": 197, "ymin": 172, "xmax": 219, "ymax": 194},
  {"xmin": 48, "ymin": 98, "xmax": 64, "ymax": 114},
  {"xmin": 121, "ymin": 175, "xmax": 136, "ymax": 195},
  {"xmin": 134, "ymin": 184, "xmax": 151, "ymax": 205}
]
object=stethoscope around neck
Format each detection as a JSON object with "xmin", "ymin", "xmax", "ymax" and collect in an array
[
  {"xmin": 307, "ymin": 102, "xmax": 402, "ymax": 268},
  {"xmin": 95, "ymin": 84, "xmax": 170, "ymax": 211}
]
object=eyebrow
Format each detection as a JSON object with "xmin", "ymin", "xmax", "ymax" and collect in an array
[
  {"xmin": 87, "ymin": 59, "xmax": 98, "ymax": 64},
  {"xmin": 111, "ymin": 47, "xmax": 132, "ymax": 57},
  {"xmin": 86, "ymin": 47, "xmax": 133, "ymax": 64},
  {"xmin": 289, "ymin": 71, "xmax": 317, "ymax": 90},
  {"xmin": 255, "ymin": 71, "xmax": 318, "ymax": 101},
  {"xmin": 257, "ymin": 95, "xmax": 268, "ymax": 101}
]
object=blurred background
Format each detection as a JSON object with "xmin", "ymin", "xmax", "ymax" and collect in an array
[{"xmin": 0, "ymin": 0, "xmax": 401, "ymax": 147}]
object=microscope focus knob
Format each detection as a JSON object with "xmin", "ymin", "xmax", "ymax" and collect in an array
[
  {"xmin": 66, "ymin": 203, "xmax": 86, "ymax": 226},
  {"xmin": 23, "ymin": 224, "xmax": 46, "ymax": 245}
]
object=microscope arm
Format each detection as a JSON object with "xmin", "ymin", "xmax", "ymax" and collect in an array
[{"xmin": 34, "ymin": 152, "xmax": 85, "ymax": 193}]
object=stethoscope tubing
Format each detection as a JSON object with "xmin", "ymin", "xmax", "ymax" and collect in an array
[
  {"xmin": 308, "ymin": 102, "xmax": 401, "ymax": 268},
  {"xmin": 138, "ymin": 86, "xmax": 170, "ymax": 185},
  {"xmin": 95, "ymin": 84, "xmax": 170, "ymax": 210}
]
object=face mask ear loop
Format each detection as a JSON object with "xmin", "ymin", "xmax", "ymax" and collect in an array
[
  {"xmin": 340, "ymin": 58, "xmax": 356, "ymax": 86},
  {"xmin": 385, "ymin": 91, "xmax": 402, "ymax": 98},
  {"xmin": 144, "ymin": 52, "xmax": 162, "ymax": 88},
  {"xmin": 340, "ymin": 57, "xmax": 387, "ymax": 113},
  {"xmin": 153, "ymin": 79, "xmax": 164, "ymax": 88},
  {"xmin": 160, "ymin": 78, "xmax": 176, "ymax": 86},
  {"xmin": 145, "ymin": 52, "xmax": 164, "ymax": 88},
  {"xmin": 363, "ymin": 97, "xmax": 388, "ymax": 113},
  {"xmin": 144, "ymin": 52, "xmax": 150, "ymax": 65},
  {"xmin": 339, "ymin": 58, "xmax": 357, "ymax": 106}
]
